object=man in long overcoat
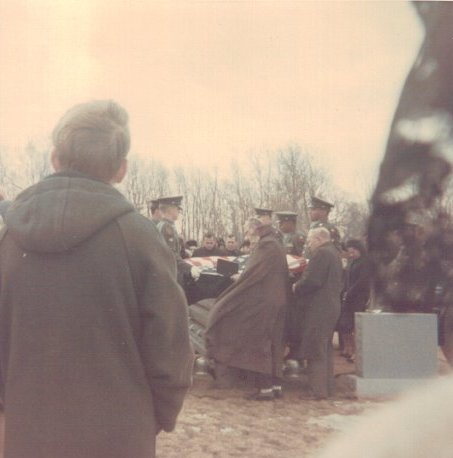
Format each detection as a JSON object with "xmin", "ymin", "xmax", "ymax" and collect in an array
[
  {"xmin": 293, "ymin": 227, "xmax": 343, "ymax": 399},
  {"xmin": 0, "ymin": 100, "xmax": 194, "ymax": 458},
  {"xmin": 205, "ymin": 218, "xmax": 288, "ymax": 400}
]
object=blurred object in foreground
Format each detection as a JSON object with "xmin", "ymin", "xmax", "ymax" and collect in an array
[{"xmin": 368, "ymin": 2, "xmax": 453, "ymax": 318}]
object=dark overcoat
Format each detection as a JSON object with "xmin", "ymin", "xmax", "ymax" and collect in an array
[
  {"xmin": 338, "ymin": 256, "xmax": 371, "ymax": 333},
  {"xmin": 294, "ymin": 242, "xmax": 343, "ymax": 359},
  {"xmin": 0, "ymin": 171, "xmax": 194, "ymax": 458},
  {"xmin": 205, "ymin": 226, "xmax": 288, "ymax": 376}
]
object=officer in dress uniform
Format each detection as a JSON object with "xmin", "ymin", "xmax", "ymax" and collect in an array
[
  {"xmin": 157, "ymin": 196, "xmax": 200, "ymax": 286},
  {"xmin": 273, "ymin": 211, "xmax": 305, "ymax": 363},
  {"xmin": 309, "ymin": 196, "xmax": 341, "ymax": 249},
  {"xmin": 275, "ymin": 211, "xmax": 306, "ymax": 256}
]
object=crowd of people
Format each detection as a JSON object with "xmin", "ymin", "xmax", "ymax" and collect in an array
[
  {"xmin": 146, "ymin": 188, "xmax": 371, "ymax": 401},
  {"xmin": 203, "ymin": 223, "xmax": 371, "ymax": 401},
  {"xmin": 0, "ymin": 99, "xmax": 372, "ymax": 457}
]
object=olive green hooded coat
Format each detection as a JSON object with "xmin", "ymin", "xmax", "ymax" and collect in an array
[{"xmin": 0, "ymin": 171, "xmax": 193, "ymax": 458}]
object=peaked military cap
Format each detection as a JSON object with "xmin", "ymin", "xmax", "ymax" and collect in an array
[
  {"xmin": 276, "ymin": 211, "xmax": 298, "ymax": 222},
  {"xmin": 254, "ymin": 207, "xmax": 273, "ymax": 217},
  {"xmin": 310, "ymin": 196, "xmax": 334, "ymax": 210},
  {"xmin": 158, "ymin": 195, "xmax": 183, "ymax": 209}
]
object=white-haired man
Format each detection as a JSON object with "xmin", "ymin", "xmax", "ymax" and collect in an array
[
  {"xmin": 0, "ymin": 100, "xmax": 194, "ymax": 458},
  {"xmin": 292, "ymin": 227, "xmax": 343, "ymax": 399}
]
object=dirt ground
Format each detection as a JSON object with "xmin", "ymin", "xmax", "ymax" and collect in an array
[
  {"xmin": 0, "ymin": 350, "xmax": 449, "ymax": 458},
  {"xmin": 156, "ymin": 352, "xmax": 382, "ymax": 458},
  {"xmin": 157, "ymin": 349, "xmax": 451, "ymax": 458}
]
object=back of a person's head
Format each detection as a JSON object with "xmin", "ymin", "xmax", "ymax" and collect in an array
[
  {"xmin": 345, "ymin": 238, "xmax": 367, "ymax": 256},
  {"xmin": 309, "ymin": 227, "xmax": 331, "ymax": 243},
  {"xmin": 52, "ymin": 100, "xmax": 130, "ymax": 182}
]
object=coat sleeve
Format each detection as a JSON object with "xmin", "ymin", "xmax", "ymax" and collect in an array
[
  {"xmin": 120, "ymin": 216, "xmax": 194, "ymax": 432},
  {"xmin": 294, "ymin": 248, "xmax": 330, "ymax": 297}
]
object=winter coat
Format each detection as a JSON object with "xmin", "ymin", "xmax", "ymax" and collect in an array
[
  {"xmin": 294, "ymin": 242, "xmax": 343, "ymax": 359},
  {"xmin": 0, "ymin": 171, "xmax": 194, "ymax": 458},
  {"xmin": 338, "ymin": 256, "xmax": 371, "ymax": 333},
  {"xmin": 205, "ymin": 226, "xmax": 288, "ymax": 376}
]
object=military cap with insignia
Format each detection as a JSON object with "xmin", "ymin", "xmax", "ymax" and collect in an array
[
  {"xmin": 275, "ymin": 211, "xmax": 298, "ymax": 222},
  {"xmin": 309, "ymin": 196, "xmax": 334, "ymax": 210},
  {"xmin": 158, "ymin": 195, "xmax": 183, "ymax": 209},
  {"xmin": 254, "ymin": 207, "xmax": 273, "ymax": 217}
]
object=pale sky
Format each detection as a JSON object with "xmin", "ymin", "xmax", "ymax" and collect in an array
[{"xmin": 0, "ymin": 1, "xmax": 423, "ymax": 199}]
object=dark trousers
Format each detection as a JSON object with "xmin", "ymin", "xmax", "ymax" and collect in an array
[{"xmin": 307, "ymin": 336, "xmax": 335, "ymax": 398}]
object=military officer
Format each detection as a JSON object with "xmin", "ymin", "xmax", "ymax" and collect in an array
[
  {"xmin": 254, "ymin": 207, "xmax": 284, "ymax": 244},
  {"xmin": 157, "ymin": 195, "xmax": 200, "ymax": 286},
  {"xmin": 147, "ymin": 198, "xmax": 162, "ymax": 226},
  {"xmin": 309, "ymin": 196, "xmax": 341, "ymax": 248},
  {"xmin": 274, "ymin": 211, "xmax": 305, "ymax": 363},
  {"xmin": 254, "ymin": 208, "xmax": 273, "ymax": 226},
  {"xmin": 275, "ymin": 211, "xmax": 306, "ymax": 256}
]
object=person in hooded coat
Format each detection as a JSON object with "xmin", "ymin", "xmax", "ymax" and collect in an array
[
  {"xmin": 0, "ymin": 100, "xmax": 194, "ymax": 458},
  {"xmin": 205, "ymin": 217, "xmax": 289, "ymax": 400}
]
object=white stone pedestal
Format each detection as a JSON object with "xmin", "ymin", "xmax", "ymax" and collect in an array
[{"xmin": 353, "ymin": 312, "xmax": 438, "ymax": 397}]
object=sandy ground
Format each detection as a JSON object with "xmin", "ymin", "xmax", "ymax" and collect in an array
[{"xmin": 0, "ymin": 350, "xmax": 449, "ymax": 458}]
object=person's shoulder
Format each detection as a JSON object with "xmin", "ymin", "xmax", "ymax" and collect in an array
[
  {"xmin": 117, "ymin": 210, "xmax": 162, "ymax": 244},
  {"xmin": 260, "ymin": 235, "xmax": 286, "ymax": 255},
  {"xmin": 313, "ymin": 242, "xmax": 335, "ymax": 259},
  {"xmin": 191, "ymin": 247, "xmax": 203, "ymax": 257}
]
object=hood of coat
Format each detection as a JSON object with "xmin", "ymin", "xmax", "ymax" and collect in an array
[{"xmin": 4, "ymin": 171, "xmax": 135, "ymax": 253}]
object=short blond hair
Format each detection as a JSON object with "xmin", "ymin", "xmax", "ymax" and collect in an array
[{"xmin": 52, "ymin": 100, "xmax": 130, "ymax": 182}]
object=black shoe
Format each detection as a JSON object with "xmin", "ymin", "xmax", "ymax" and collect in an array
[
  {"xmin": 245, "ymin": 389, "xmax": 275, "ymax": 401},
  {"xmin": 273, "ymin": 386, "xmax": 284, "ymax": 399}
]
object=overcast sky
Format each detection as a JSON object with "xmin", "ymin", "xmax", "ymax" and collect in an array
[{"xmin": 0, "ymin": 1, "xmax": 423, "ymax": 199}]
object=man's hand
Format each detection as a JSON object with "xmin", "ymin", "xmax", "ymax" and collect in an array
[
  {"xmin": 230, "ymin": 273, "xmax": 240, "ymax": 282},
  {"xmin": 292, "ymin": 283, "xmax": 297, "ymax": 294}
]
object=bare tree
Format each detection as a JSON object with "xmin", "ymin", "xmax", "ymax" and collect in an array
[
  {"xmin": 123, "ymin": 156, "xmax": 169, "ymax": 213},
  {"xmin": 21, "ymin": 142, "xmax": 52, "ymax": 188}
]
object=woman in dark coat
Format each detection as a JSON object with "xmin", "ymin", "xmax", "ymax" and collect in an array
[
  {"xmin": 338, "ymin": 239, "xmax": 371, "ymax": 361},
  {"xmin": 205, "ymin": 218, "xmax": 289, "ymax": 400}
]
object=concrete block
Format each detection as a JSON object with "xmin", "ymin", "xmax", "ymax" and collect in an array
[
  {"xmin": 352, "ymin": 375, "xmax": 436, "ymax": 398},
  {"xmin": 355, "ymin": 312, "xmax": 438, "ymax": 379}
]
